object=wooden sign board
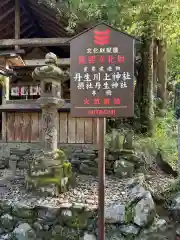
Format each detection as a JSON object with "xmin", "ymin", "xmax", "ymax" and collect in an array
[{"xmin": 70, "ymin": 23, "xmax": 135, "ymax": 118}]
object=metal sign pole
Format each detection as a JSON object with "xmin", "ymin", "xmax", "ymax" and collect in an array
[{"xmin": 98, "ymin": 117, "xmax": 105, "ymax": 240}]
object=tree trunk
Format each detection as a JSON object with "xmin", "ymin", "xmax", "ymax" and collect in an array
[
  {"xmin": 134, "ymin": 52, "xmax": 144, "ymax": 131},
  {"xmin": 178, "ymin": 119, "xmax": 180, "ymax": 170},
  {"xmin": 153, "ymin": 39, "xmax": 158, "ymax": 97},
  {"xmin": 134, "ymin": 54, "xmax": 142, "ymax": 103},
  {"xmin": 157, "ymin": 39, "xmax": 167, "ymax": 116},
  {"xmin": 140, "ymin": 38, "xmax": 154, "ymax": 135}
]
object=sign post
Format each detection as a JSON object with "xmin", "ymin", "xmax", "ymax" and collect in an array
[
  {"xmin": 98, "ymin": 117, "xmax": 105, "ymax": 239},
  {"xmin": 70, "ymin": 23, "xmax": 135, "ymax": 240}
]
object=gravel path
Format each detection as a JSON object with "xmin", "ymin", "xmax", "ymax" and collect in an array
[
  {"xmin": 0, "ymin": 169, "xmax": 175, "ymax": 208},
  {"xmin": 146, "ymin": 172, "xmax": 174, "ymax": 194}
]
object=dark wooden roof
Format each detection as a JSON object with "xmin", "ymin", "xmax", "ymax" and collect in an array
[
  {"xmin": 0, "ymin": 0, "xmax": 74, "ymax": 57},
  {"xmin": 0, "ymin": 0, "xmax": 70, "ymax": 39},
  {"xmin": 0, "ymin": 1, "xmax": 139, "ymax": 59}
]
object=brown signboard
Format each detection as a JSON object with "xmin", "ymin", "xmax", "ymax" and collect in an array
[{"xmin": 70, "ymin": 23, "xmax": 135, "ymax": 118}]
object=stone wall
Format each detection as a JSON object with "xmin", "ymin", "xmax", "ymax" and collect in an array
[
  {"xmin": 0, "ymin": 200, "xmax": 97, "ymax": 240},
  {"xmin": 0, "ymin": 143, "xmax": 96, "ymax": 154},
  {"xmin": 0, "ymin": 142, "xmax": 177, "ymax": 240},
  {"xmin": 0, "ymin": 180, "xmax": 174, "ymax": 240},
  {"xmin": 0, "ymin": 143, "xmax": 95, "ymax": 170},
  {"xmin": 70, "ymin": 148, "xmax": 145, "ymax": 177},
  {"xmin": 0, "ymin": 142, "xmax": 146, "ymax": 180},
  {"xmin": 0, "ymin": 142, "xmax": 144, "ymax": 179}
]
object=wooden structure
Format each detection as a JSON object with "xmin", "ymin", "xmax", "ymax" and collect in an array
[
  {"xmin": 0, "ymin": 0, "xmax": 97, "ymax": 145},
  {"xmin": 3, "ymin": 108, "xmax": 97, "ymax": 144}
]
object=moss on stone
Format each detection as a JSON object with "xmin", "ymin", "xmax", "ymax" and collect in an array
[
  {"xmin": 65, "ymin": 214, "xmax": 88, "ymax": 230},
  {"xmin": 63, "ymin": 162, "xmax": 72, "ymax": 178},
  {"xmin": 12, "ymin": 206, "xmax": 35, "ymax": 220},
  {"xmin": 124, "ymin": 202, "xmax": 135, "ymax": 224},
  {"xmin": 54, "ymin": 149, "xmax": 66, "ymax": 164},
  {"xmin": 111, "ymin": 133, "xmax": 123, "ymax": 150},
  {"xmin": 51, "ymin": 225, "xmax": 81, "ymax": 240},
  {"xmin": 25, "ymin": 148, "xmax": 74, "ymax": 194},
  {"xmin": 60, "ymin": 210, "xmax": 90, "ymax": 230},
  {"xmin": 37, "ymin": 230, "xmax": 52, "ymax": 240},
  {"xmin": 125, "ymin": 207, "xmax": 134, "ymax": 224},
  {"xmin": 0, "ymin": 202, "xmax": 12, "ymax": 214}
]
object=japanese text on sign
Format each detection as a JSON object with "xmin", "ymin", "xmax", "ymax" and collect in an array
[
  {"xmin": 73, "ymin": 46, "xmax": 131, "ymax": 98},
  {"xmin": 70, "ymin": 24, "xmax": 134, "ymax": 117}
]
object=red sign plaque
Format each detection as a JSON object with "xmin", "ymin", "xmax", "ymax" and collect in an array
[{"xmin": 70, "ymin": 23, "xmax": 135, "ymax": 118}]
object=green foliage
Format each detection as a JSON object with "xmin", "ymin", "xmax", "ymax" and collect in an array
[
  {"xmin": 45, "ymin": 0, "xmax": 180, "ymax": 43},
  {"xmin": 39, "ymin": 0, "xmax": 180, "ymax": 41},
  {"xmin": 168, "ymin": 42, "xmax": 180, "ymax": 82},
  {"xmin": 134, "ymin": 111, "xmax": 178, "ymax": 168},
  {"xmin": 39, "ymin": 1, "xmax": 180, "ymax": 166}
]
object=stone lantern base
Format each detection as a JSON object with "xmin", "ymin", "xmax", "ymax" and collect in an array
[{"xmin": 25, "ymin": 149, "xmax": 76, "ymax": 196}]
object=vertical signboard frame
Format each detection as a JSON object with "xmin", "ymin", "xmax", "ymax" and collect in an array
[{"xmin": 70, "ymin": 23, "xmax": 135, "ymax": 240}]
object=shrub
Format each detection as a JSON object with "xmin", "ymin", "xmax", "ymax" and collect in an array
[{"xmin": 134, "ymin": 111, "xmax": 178, "ymax": 168}]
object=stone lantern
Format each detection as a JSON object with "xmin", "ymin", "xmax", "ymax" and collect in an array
[
  {"xmin": 25, "ymin": 53, "xmax": 74, "ymax": 195},
  {"xmin": 32, "ymin": 52, "xmax": 65, "ymax": 153}
]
